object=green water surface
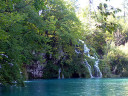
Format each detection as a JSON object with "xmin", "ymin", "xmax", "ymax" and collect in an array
[{"xmin": 1, "ymin": 78, "xmax": 128, "ymax": 96}]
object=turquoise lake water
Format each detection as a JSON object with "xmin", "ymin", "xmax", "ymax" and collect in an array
[{"xmin": 1, "ymin": 78, "xmax": 128, "ymax": 96}]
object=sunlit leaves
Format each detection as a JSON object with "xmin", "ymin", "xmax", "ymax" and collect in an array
[{"xmin": 96, "ymin": 2, "xmax": 122, "ymax": 34}]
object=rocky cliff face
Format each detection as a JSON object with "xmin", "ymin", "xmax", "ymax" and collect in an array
[
  {"xmin": 26, "ymin": 61, "xmax": 44, "ymax": 79},
  {"xmin": 26, "ymin": 52, "xmax": 46, "ymax": 79},
  {"xmin": 25, "ymin": 48, "xmax": 87, "ymax": 79},
  {"xmin": 25, "ymin": 48, "xmax": 66, "ymax": 79}
]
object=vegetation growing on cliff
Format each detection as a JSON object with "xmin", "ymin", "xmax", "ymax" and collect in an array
[{"xmin": 1, "ymin": 0, "xmax": 128, "ymax": 86}]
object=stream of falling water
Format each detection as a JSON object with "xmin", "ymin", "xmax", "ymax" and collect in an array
[
  {"xmin": 78, "ymin": 40, "xmax": 102, "ymax": 78},
  {"xmin": 58, "ymin": 68, "xmax": 61, "ymax": 79},
  {"xmin": 58, "ymin": 68, "xmax": 64, "ymax": 79}
]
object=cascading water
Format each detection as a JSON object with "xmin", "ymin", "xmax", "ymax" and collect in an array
[
  {"xmin": 94, "ymin": 54, "xmax": 102, "ymax": 78},
  {"xmin": 83, "ymin": 43, "xmax": 94, "ymax": 78},
  {"xmin": 62, "ymin": 74, "xmax": 64, "ymax": 79},
  {"xmin": 85, "ymin": 59, "xmax": 93, "ymax": 78},
  {"xmin": 58, "ymin": 68, "xmax": 64, "ymax": 79},
  {"xmin": 58, "ymin": 68, "xmax": 61, "ymax": 79},
  {"xmin": 77, "ymin": 40, "xmax": 102, "ymax": 78}
]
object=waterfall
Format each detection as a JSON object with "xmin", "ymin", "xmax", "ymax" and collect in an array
[
  {"xmin": 83, "ymin": 43, "xmax": 94, "ymax": 78},
  {"xmin": 85, "ymin": 59, "xmax": 93, "ymax": 78},
  {"xmin": 94, "ymin": 55, "xmax": 102, "ymax": 78},
  {"xmin": 58, "ymin": 68, "xmax": 64, "ymax": 79},
  {"xmin": 78, "ymin": 40, "xmax": 102, "ymax": 78},
  {"xmin": 58, "ymin": 68, "xmax": 61, "ymax": 79},
  {"xmin": 62, "ymin": 74, "xmax": 64, "ymax": 79},
  {"xmin": 0, "ymin": 54, "xmax": 8, "ymax": 58}
]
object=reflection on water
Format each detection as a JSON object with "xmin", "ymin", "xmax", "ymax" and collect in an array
[{"xmin": 1, "ymin": 78, "xmax": 128, "ymax": 96}]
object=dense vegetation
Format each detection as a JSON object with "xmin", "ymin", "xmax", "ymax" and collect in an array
[{"xmin": 1, "ymin": 0, "xmax": 128, "ymax": 86}]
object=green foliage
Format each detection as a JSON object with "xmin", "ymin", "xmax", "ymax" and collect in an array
[
  {"xmin": 2, "ymin": 0, "xmax": 128, "ymax": 85},
  {"xmin": 86, "ymin": 31, "xmax": 106, "ymax": 56},
  {"xmin": 99, "ymin": 59, "xmax": 111, "ymax": 78},
  {"xmin": 96, "ymin": 2, "xmax": 121, "ymax": 34},
  {"xmin": 101, "ymin": 43, "xmax": 128, "ymax": 77},
  {"xmin": 0, "ymin": 58, "xmax": 24, "ymax": 86},
  {"xmin": 56, "ymin": 53, "xmax": 89, "ymax": 78},
  {"xmin": 107, "ymin": 48, "xmax": 128, "ymax": 75},
  {"xmin": 40, "ymin": 0, "xmax": 84, "ymax": 79},
  {"xmin": 0, "ymin": 0, "xmax": 85, "ymax": 86},
  {"xmin": 43, "ymin": 61, "xmax": 59, "ymax": 79},
  {"xmin": 0, "ymin": 0, "xmax": 48, "ymax": 86}
]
